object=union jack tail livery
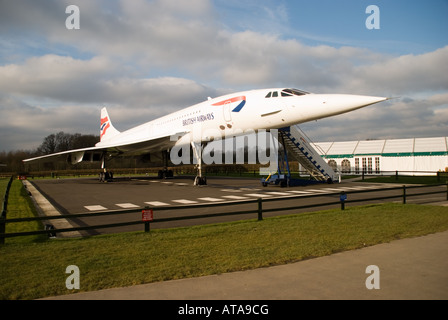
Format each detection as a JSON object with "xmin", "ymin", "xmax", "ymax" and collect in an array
[{"xmin": 100, "ymin": 107, "xmax": 120, "ymax": 142}]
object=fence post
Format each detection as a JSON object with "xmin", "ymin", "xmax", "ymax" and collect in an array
[
  {"xmin": 257, "ymin": 198, "xmax": 263, "ymax": 221},
  {"xmin": 142, "ymin": 207, "xmax": 153, "ymax": 232},
  {"xmin": 340, "ymin": 192, "xmax": 347, "ymax": 210},
  {"xmin": 403, "ymin": 185, "xmax": 407, "ymax": 204}
]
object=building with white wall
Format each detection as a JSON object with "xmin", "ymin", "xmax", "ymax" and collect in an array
[{"xmin": 312, "ymin": 137, "xmax": 448, "ymax": 176}]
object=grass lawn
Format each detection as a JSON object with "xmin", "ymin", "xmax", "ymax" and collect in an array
[
  {"xmin": 1, "ymin": 199, "xmax": 448, "ymax": 299},
  {"xmin": 2, "ymin": 180, "xmax": 46, "ymax": 244},
  {"xmin": 0, "ymin": 178, "xmax": 8, "ymax": 196}
]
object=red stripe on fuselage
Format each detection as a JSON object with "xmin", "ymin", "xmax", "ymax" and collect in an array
[{"xmin": 212, "ymin": 96, "xmax": 246, "ymax": 106}]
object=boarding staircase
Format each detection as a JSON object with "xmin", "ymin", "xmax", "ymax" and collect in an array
[{"xmin": 279, "ymin": 126, "xmax": 338, "ymax": 183}]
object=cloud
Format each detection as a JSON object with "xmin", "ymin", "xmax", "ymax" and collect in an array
[
  {"xmin": 349, "ymin": 46, "xmax": 448, "ymax": 95},
  {"xmin": 0, "ymin": 55, "xmax": 117, "ymax": 102},
  {"xmin": 300, "ymin": 92, "xmax": 448, "ymax": 142},
  {"xmin": 0, "ymin": 54, "xmax": 219, "ymax": 106},
  {"xmin": 3, "ymin": 1, "xmax": 445, "ymax": 93},
  {"xmin": 0, "ymin": 0, "xmax": 447, "ymax": 151},
  {"xmin": 0, "ymin": 93, "xmax": 99, "ymax": 150}
]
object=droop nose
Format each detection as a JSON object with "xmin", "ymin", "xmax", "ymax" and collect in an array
[{"xmin": 325, "ymin": 94, "xmax": 387, "ymax": 111}]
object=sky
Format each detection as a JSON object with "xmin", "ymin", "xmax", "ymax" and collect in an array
[{"xmin": 0, "ymin": 0, "xmax": 447, "ymax": 152}]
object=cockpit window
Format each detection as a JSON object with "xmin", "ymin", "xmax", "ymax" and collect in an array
[
  {"xmin": 265, "ymin": 89, "xmax": 309, "ymax": 98},
  {"xmin": 282, "ymin": 88, "xmax": 309, "ymax": 96},
  {"xmin": 266, "ymin": 89, "xmax": 309, "ymax": 98}
]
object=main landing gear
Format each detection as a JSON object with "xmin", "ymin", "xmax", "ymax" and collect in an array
[
  {"xmin": 99, "ymin": 170, "xmax": 113, "ymax": 182},
  {"xmin": 99, "ymin": 153, "xmax": 114, "ymax": 182},
  {"xmin": 192, "ymin": 141, "xmax": 207, "ymax": 186},
  {"xmin": 158, "ymin": 167, "xmax": 173, "ymax": 179},
  {"xmin": 194, "ymin": 174, "xmax": 207, "ymax": 186}
]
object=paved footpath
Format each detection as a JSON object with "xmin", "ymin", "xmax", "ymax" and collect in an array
[{"xmin": 43, "ymin": 230, "xmax": 448, "ymax": 300}]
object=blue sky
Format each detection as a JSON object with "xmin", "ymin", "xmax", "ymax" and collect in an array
[
  {"xmin": 216, "ymin": 0, "xmax": 448, "ymax": 54},
  {"xmin": 0, "ymin": 0, "xmax": 447, "ymax": 151}
]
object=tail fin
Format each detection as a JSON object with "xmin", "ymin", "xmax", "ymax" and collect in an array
[{"xmin": 100, "ymin": 107, "xmax": 120, "ymax": 142}]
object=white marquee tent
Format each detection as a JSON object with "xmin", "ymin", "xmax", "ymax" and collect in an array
[{"xmin": 312, "ymin": 137, "xmax": 448, "ymax": 176}]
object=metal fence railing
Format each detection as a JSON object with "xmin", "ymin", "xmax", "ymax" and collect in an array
[
  {"xmin": 0, "ymin": 176, "xmax": 14, "ymax": 244},
  {"xmin": 1, "ymin": 182, "xmax": 447, "ymax": 243}
]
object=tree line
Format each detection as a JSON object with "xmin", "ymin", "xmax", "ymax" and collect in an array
[
  {"xmin": 35, "ymin": 132, "xmax": 99, "ymax": 155},
  {"xmin": 0, "ymin": 132, "xmax": 99, "ymax": 173}
]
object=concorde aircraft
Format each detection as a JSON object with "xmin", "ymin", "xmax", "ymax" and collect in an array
[{"xmin": 23, "ymin": 88, "xmax": 387, "ymax": 184}]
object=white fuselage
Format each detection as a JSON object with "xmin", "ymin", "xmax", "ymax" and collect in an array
[
  {"xmin": 95, "ymin": 88, "xmax": 386, "ymax": 153},
  {"xmin": 23, "ymin": 88, "xmax": 387, "ymax": 167}
]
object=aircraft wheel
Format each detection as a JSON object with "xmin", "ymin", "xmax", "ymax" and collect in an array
[{"xmin": 194, "ymin": 176, "xmax": 207, "ymax": 185}]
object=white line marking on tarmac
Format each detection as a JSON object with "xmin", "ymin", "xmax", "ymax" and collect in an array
[
  {"xmin": 145, "ymin": 201, "xmax": 170, "ymax": 206},
  {"xmin": 116, "ymin": 203, "xmax": 140, "ymax": 209},
  {"xmin": 287, "ymin": 190, "xmax": 313, "ymax": 194},
  {"xmin": 320, "ymin": 188, "xmax": 346, "ymax": 192},
  {"xmin": 341, "ymin": 186, "xmax": 377, "ymax": 191},
  {"xmin": 244, "ymin": 193, "xmax": 273, "ymax": 198},
  {"xmin": 172, "ymin": 199, "xmax": 199, "ymax": 204},
  {"xmin": 306, "ymin": 189, "xmax": 333, "ymax": 193},
  {"xmin": 198, "ymin": 197, "xmax": 223, "ymax": 202},
  {"xmin": 84, "ymin": 205, "xmax": 108, "ymax": 211},
  {"xmin": 351, "ymin": 185, "xmax": 382, "ymax": 189},
  {"xmin": 222, "ymin": 195, "xmax": 250, "ymax": 200},
  {"xmin": 265, "ymin": 192, "xmax": 292, "ymax": 196}
]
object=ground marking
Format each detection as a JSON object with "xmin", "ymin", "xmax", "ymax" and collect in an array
[
  {"xmin": 198, "ymin": 197, "xmax": 224, "ymax": 202},
  {"xmin": 222, "ymin": 195, "xmax": 250, "ymax": 200},
  {"xmin": 84, "ymin": 205, "xmax": 108, "ymax": 211},
  {"xmin": 172, "ymin": 199, "xmax": 199, "ymax": 204},
  {"xmin": 145, "ymin": 201, "xmax": 170, "ymax": 206},
  {"xmin": 221, "ymin": 189, "xmax": 242, "ymax": 192},
  {"xmin": 287, "ymin": 190, "xmax": 313, "ymax": 194},
  {"xmin": 265, "ymin": 191, "xmax": 292, "ymax": 196},
  {"xmin": 306, "ymin": 189, "xmax": 333, "ymax": 193},
  {"xmin": 321, "ymin": 188, "xmax": 347, "ymax": 192},
  {"xmin": 115, "ymin": 203, "xmax": 140, "ymax": 209},
  {"xmin": 244, "ymin": 193, "xmax": 273, "ymax": 198}
]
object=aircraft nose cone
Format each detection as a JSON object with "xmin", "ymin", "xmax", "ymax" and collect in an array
[
  {"xmin": 302, "ymin": 94, "xmax": 388, "ymax": 122},
  {"xmin": 323, "ymin": 94, "xmax": 387, "ymax": 113},
  {"xmin": 348, "ymin": 95, "xmax": 388, "ymax": 107}
]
